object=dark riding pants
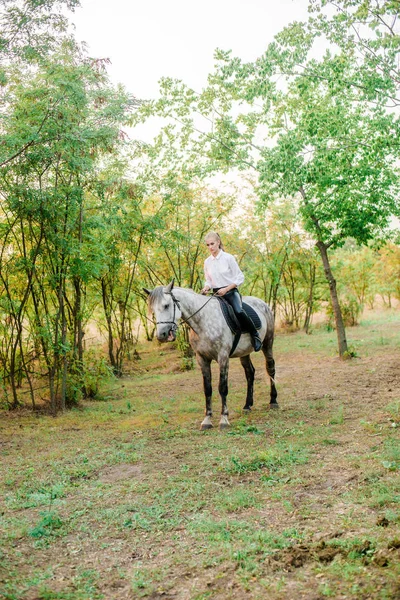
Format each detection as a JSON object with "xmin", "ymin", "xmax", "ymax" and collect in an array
[{"xmin": 214, "ymin": 288, "xmax": 258, "ymax": 335}]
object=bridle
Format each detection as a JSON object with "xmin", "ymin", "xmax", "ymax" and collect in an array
[
  {"xmin": 155, "ymin": 290, "xmax": 216, "ymax": 333},
  {"xmin": 155, "ymin": 291, "xmax": 181, "ymax": 334}
]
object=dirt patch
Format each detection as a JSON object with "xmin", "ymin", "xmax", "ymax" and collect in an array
[
  {"xmin": 266, "ymin": 541, "xmax": 346, "ymax": 571},
  {"xmin": 98, "ymin": 463, "xmax": 142, "ymax": 483},
  {"xmin": 268, "ymin": 539, "xmax": 400, "ymax": 573}
]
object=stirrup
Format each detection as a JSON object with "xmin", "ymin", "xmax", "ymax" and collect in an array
[{"xmin": 252, "ymin": 334, "xmax": 262, "ymax": 352}]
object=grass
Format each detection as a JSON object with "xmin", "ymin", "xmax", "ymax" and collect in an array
[{"xmin": 0, "ymin": 308, "xmax": 399, "ymax": 599}]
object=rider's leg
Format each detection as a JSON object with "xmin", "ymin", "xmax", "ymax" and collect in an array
[{"xmin": 225, "ymin": 290, "xmax": 262, "ymax": 352}]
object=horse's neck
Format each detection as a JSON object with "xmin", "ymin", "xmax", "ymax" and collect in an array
[{"xmin": 174, "ymin": 288, "xmax": 209, "ymax": 321}]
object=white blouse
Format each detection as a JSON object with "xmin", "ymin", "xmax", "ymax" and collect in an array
[{"xmin": 204, "ymin": 250, "xmax": 245, "ymax": 289}]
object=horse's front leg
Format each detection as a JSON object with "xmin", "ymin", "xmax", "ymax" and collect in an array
[
  {"xmin": 240, "ymin": 354, "xmax": 255, "ymax": 410},
  {"xmin": 197, "ymin": 354, "xmax": 213, "ymax": 430},
  {"xmin": 218, "ymin": 355, "xmax": 230, "ymax": 430},
  {"xmin": 262, "ymin": 337, "xmax": 278, "ymax": 408}
]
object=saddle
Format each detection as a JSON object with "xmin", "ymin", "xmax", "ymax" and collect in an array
[{"xmin": 216, "ymin": 297, "xmax": 261, "ymax": 356}]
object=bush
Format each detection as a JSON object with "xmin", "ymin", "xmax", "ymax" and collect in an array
[
  {"xmin": 326, "ymin": 296, "xmax": 362, "ymax": 329},
  {"xmin": 65, "ymin": 350, "xmax": 115, "ymax": 406},
  {"xmin": 176, "ymin": 326, "xmax": 194, "ymax": 371}
]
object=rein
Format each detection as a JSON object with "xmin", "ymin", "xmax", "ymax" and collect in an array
[
  {"xmin": 156, "ymin": 291, "xmax": 216, "ymax": 332},
  {"xmin": 177, "ymin": 292, "xmax": 216, "ymax": 327}
]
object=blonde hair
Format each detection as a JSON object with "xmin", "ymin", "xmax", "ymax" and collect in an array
[{"xmin": 205, "ymin": 231, "xmax": 224, "ymax": 250}]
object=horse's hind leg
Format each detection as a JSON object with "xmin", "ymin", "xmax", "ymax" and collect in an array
[
  {"xmin": 262, "ymin": 335, "xmax": 278, "ymax": 408},
  {"xmin": 218, "ymin": 357, "xmax": 230, "ymax": 430},
  {"xmin": 240, "ymin": 355, "xmax": 255, "ymax": 411},
  {"xmin": 197, "ymin": 354, "xmax": 213, "ymax": 430}
]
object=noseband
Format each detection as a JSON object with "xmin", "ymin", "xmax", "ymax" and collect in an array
[{"xmin": 155, "ymin": 291, "xmax": 181, "ymax": 333}]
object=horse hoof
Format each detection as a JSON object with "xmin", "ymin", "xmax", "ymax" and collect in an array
[
  {"xmin": 269, "ymin": 403, "xmax": 279, "ymax": 410},
  {"xmin": 243, "ymin": 406, "xmax": 252, "ymax": 412},
  {"xmin": 201, "ymin": 416, "xmax": 213, "ymax": 430}
]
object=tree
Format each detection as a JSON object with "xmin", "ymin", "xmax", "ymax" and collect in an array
[
  {"xmin": 334, "ymin": 244, "xmax": 377, "ymax": 309},
  {"xmin": 309, "ymin": 0, "xmax": 400, "ymax": 106},
  {"xmin": 374, "ymin": 242, "xmax": 400, "ymax": 306},
  {"xmin": 139, "ymin": 0, "xmax": 400, "ymax": 356},
  {"xmin": 228, "ymin": 197, "xmax": 321, "ymax": 330},
  {"xmin": 95, "ymin": 175, "xmax": 158, "ymax": 376},
  {"xmin": 247, "ymin": 51, "xmax": 398, "ymax": 354},
  {"xmin": 0, "ymin": 12, "xmax": 134, "ymax": 409}
]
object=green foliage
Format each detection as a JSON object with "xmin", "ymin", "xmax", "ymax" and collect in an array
[
  {"xmin": 329, "ymin": 405, "xmax": 345, "ymax": 424},
  {"xmin": 65, "ymin": 351, "xmax": 115, "ymax": 406},
  {"xmin": 138, "ymin": 0, "xmax": 400, "ymax": 356},
  {"xmin": 228, "ymin": 446, "xmax": 309, "ymax": 475},
  {"xmin": 374, "ymin": 242, "xmax": 400, "ymax": 305},
  {"xmin": 28, "ymin": 511, "xmax": 63, "ymax": 539},
  {"xmin": 0, "ymin": 0, "xmax": 81, "ymax": 64},
  {"xmin": 326, "ymin": 296, "xmax": 362, "ymax": 328},
  {"xmin": 175, "ymin": 326, "xmax": 194, "ymax": 371},
  {"xmin": 0, "ymin": 1, "xmax": 135, "ymax": 410},
  {"xmin": 1, "ymin": 0, "xmax": 400, "ymax": 408}
]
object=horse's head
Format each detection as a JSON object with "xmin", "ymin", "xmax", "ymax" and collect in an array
[{"xmin": 143, "ymin": 279, "xmax": 182, "ymax": 342}]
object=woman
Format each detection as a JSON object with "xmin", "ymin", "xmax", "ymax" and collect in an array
[{"xmin": 200, "ymin": 232, "xmax": 262, "ymax": 352}]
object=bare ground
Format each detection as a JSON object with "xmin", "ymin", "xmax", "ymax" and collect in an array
[{"xmin": 1, "ymin": 316, "xmax": 400, "ymax": 599}]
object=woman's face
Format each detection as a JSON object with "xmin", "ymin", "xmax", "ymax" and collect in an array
[{"xmin": 206, "ymin": 237, "xmax": 220, "ymax": 257}]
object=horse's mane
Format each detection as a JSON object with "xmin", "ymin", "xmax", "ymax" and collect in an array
[
  {"xmin": 147, "ymin": 286, "xmax": 164, "ymax": 309},
  {"xmin": 175, "ymin": 287, "xmax": 199, "ymax": 296},
  {"xmin": 148, "ymin": 285, "xmax": 199, "ymax": 309}
]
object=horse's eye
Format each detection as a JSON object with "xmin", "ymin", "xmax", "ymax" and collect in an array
[{"xmin": 164, "ymin": 303, "xmax": 169, "ymax": 310}]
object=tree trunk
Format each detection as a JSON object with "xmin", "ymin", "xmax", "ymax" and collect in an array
[
  {"xmin": 73, "ymin": 276, "xmax": 84, "ymax": 365},
  {"xmin": 269, "ymin": 284, "xmax": 279, "ymax": 318},
  {"xmin": 316, "ymin": 241, "xmax": 348, "ymax": 357},
  {"xmin": 101, "ymin": 278, "xmax": 117, "ymax": 372},
  {"xmin": 115, "ymin": 299, "xmax": 126, "ymax": 377},
  {"xmin": 49, "ymin": 369, "xmax": 56, "ymax": 416},
  {"xmin": 60, "ymin": 283, "xmax": 67, "ymax": 412},
  {"xmin": 75, "ymin": 201, "xmax": 84, "ymax": 366},
  {"xmin": 303, "ymin": 263, "xmax": 316, "ymax": 334},
  {"xmin": 18, "ymin": 336, "xmax": 35, "ymax": 410}
]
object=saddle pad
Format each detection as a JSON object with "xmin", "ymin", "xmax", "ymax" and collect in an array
[
  {"xmin": 216, "ymin": 297, "xmax": 261, "ymax": 333},
  {"xmin": 243, "ymin": 302, "xmax": 262, "ymax": 330}
]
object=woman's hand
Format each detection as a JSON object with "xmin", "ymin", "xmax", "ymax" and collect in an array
[
  {"xmin": 216, "ymin": 285, "xmax": 237, "ymax": 296},
  {"xmin": 200, "ymin": 286, "xmax": 211, "ymax": 295},
  {"xmin": 216, "ymin": 287, "xmax": 228, "ymax": 296}
]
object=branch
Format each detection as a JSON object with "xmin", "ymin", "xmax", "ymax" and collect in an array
[{"xmin": 0, "ymin": 139, "xmax": 35, "ymax": 168}]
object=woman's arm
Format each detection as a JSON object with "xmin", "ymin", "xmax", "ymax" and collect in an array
[
  {"xmin": 215, "ymin": 255, "xmax": 244, "ymax": 296},
  {"xmin": 201, "ymin": 261, "xmax": 212, "ymax": 294}
]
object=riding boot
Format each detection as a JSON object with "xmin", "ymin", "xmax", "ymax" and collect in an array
[{"xmin": 238, "ymin": 311, "xmax": 262, "ymax": 352}]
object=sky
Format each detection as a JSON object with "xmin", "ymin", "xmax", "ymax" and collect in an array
[
  {"xmin": 70, "ymin": 0, "xmax": 311, "ymax": 187},
  {"xmin": 72, "ymin": 0, "xmax": 310, "ymax": 100}
]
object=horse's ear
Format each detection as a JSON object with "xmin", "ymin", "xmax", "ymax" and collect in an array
[
  {"xmin": 165, "ymin": 279, "xmax": 175, "ymax": 293},
  {"xmin": 143, "ymin": 288, "xmax": 152, "ymax": 296}
]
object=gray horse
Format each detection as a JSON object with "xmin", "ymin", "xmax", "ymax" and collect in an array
[{"xmin": 145, "ymin": 280, "xmax": 278, "ymax": 430}]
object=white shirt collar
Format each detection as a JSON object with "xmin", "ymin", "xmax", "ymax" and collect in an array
[{"xmin": 211, "ymin": 250, "xmax": 223, "ymax": 261}]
